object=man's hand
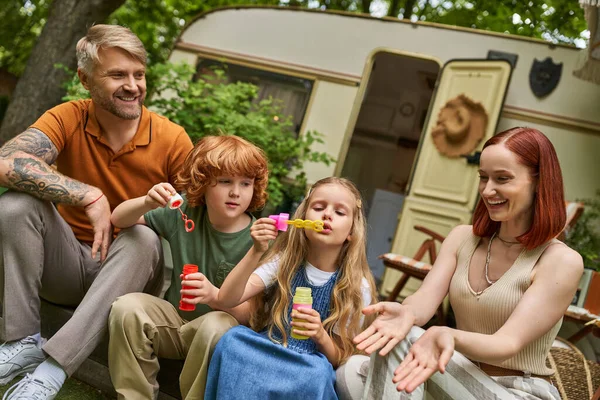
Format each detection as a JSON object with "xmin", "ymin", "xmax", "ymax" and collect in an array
[
  {"xmin": 353, "ymin": 302, "xmax": 415, "ymax": 356},
  {"xmin": 180, "ymin": 272, "xmax": 219, "ymax": 306},
  {"xmin": 84, "ymin": 192, "xmax": 112, "ymax": 261}
]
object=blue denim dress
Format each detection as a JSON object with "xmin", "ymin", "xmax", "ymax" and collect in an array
[{"xmin": 204, "ymin": 267, "xmax": 339, "ymax": 400}]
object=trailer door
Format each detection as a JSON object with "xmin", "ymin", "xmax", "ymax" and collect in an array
[{"xmin": 381, "ymin": 59, "xmax": 512, "ymax": 297}]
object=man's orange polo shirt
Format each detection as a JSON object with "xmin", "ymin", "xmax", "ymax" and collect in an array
[{"xmin": 31, "ymin": 99, "xmax": 193, "ymax": 243}]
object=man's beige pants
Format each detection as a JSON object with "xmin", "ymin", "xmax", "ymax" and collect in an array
[
  {"xmin": 109, "ymin": 293, "xmax": 238, "ymax": 400},
  {"xmin": 0, "ymin": 192, "xmax": 164, "ymax": 375}
]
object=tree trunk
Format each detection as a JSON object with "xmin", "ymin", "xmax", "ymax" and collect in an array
[
  {"xmin": 387, "ymin": 0, "xmax": 401, "ymax": 17},
  {"xmin": 0, "ymin": 0, "xmax": 126, "ymax": 144},
  {"xmin": 361, "ymin": 0, "xmax": 373, "ymax": 13},
  {"xmin": 402, "ymin": 0, "xmax": 417, "ymax": 19}
]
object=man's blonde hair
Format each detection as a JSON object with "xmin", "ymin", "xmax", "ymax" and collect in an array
[{"xmin": 76, "ymin": 24, "xmax": 147, "ymax": 74}]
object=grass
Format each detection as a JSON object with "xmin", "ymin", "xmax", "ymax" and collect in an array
[{"xmin": 0, "ymin": 377, "xmax": 112, "ymax": 399}]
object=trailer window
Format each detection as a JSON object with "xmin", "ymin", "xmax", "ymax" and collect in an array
[{"xmin": 196, "ymin": 59, "xmax": 313, "ymax": 135}]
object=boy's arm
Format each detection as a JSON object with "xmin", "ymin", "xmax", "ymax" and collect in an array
[
  {"xmin": 111, "ymin": 182, "xmax": 177, "ymax": 228},
  {"xmin": 110, "ymin": 196, "xmax": 149, "ymax": 228},
  {"xmin": 180, "ymin": 268, "xmax": 266, "ymax": 316},
  {"xmin": 180, "ymin": 272, "xmax": 259, "ymax": 326}
]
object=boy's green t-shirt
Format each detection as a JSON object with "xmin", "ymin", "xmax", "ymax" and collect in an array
[{"xmin": 144, "ymin": 196, "xmax": 254, "ymax": 320}]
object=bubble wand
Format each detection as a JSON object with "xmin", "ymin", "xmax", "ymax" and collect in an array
[
  {"xmin": 168, "ymin": 194, "xmax": 195, "ymax": 232},
  {"xmin": 269, "ymin": 213, "xmax": 324, "ymax": 232}
]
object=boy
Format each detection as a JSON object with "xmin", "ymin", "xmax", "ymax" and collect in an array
[{"xmin": 108, "ymin": 135, "xmax": 269, "ymax": 400}]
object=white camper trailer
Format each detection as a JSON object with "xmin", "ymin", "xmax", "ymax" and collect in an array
[{"xmin": 170, "ymin": 6, "xmax": 600, "ymax": 296}]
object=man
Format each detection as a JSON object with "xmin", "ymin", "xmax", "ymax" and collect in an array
[{"xmin": 0, "ymin": 24, "xmax": 193, "ymax": 399}]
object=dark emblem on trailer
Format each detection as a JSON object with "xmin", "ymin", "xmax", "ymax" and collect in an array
[{"xmin": 529, "ymin": 57, "xmax": 562, "ymax": 98}]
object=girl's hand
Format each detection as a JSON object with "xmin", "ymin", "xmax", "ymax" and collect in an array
[
  {"xmin": 393, "ymin": 326, "xmax": 454, "ymax": 393},
  {"xmin": 353, "ymin": 302, "xmax": 415, "ymax": 356},
  {"xmin": 180, "ymin": 272, "xmax": 218, "ymax": 306},
  {"xmin": 291, "ymin": 308, "xmax": 326, "ymax": 344},
  {"xmin": 250, "ymin": 217, "xmax": 278, "ymax": 253},
  {"xmin": 145, "ymin": 183, "xmax": 177, "ymax": 209}
]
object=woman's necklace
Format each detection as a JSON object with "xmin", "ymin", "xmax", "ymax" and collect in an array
[
  {"xmin": 496, "ymin": 234, "xmax": 520, "ymax": 246},
  {"xmin": 484, "ymin": 232, "xmax": 497, "ymax": 285},
  {"xmin": 473, "ymin": 232, "xmax": 497, "ymax": 297}
]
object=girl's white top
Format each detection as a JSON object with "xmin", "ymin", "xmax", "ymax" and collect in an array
[{"xmin": 254, "ymin": 257, "xmax": 372, "ymax": 331}]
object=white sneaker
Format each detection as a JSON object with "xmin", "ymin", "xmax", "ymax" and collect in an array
[
  {"xmin": 2, "ymin": 374, "xmax": 57, "ymax": 400},
  {"xmin": 0, "ymin": 338, "xmax": 45, "ymax": 385}
]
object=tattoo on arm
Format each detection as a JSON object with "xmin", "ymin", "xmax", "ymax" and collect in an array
[
  {"xmin": 6, "ymin": 158, "xmax": 88, "ymax": 204},
  {"xmin": 1, "ymin": 129, "xmax": 91, "ymax": 205},
  {"xmin": 0, "ymin": 128, "xmax": 59, "ymax": 165}
]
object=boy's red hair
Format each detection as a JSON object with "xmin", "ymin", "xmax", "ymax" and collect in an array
[
  {"xmin": 175, "ymin": 135, "xmax": 269, "ymax": 211},
  {"xmin": 472, "ymin": 127, "xmax": 566, "ymax": 249}
]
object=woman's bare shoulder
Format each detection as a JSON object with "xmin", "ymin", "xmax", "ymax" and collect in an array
[
  {"xmin": 536, "ymin": 242, "xmax": 584, "ymax": 281},
  {"xmin": 446, "ymin": 224, "xmax": 474, "ymax": 241},
  {"xmin": 435, "ymin": 225, "xmax": 475, "ymax": 255},
  {"xmin": 544, "ymin": 242, "xmax": 583, "ymax": 267}
]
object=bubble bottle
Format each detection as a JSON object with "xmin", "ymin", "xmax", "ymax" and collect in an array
[
  {"xmin": 291, "ymin": 287, "xmax": 313, "ymax": 340},
  {"xmin": 179, "ymin": 264, "xmax": 199, "ymax": 311}
]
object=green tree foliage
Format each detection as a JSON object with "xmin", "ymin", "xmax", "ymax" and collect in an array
[
  {"xmin": 106, "ymin": 0, "xmax": 203, "ymax": 66},
  {"xmin": 0, "ymin": 0, "xmax": 588, "ymax": 78},
  {"xmin": 565, "ymin": 190, "xmax": 600, "ymax": 271},
  {"xmin": 104, "ymin": 0, "xmax": 284, "ymax": 66},
  {"xmin": 409, "ymin": 0, "xmax": 586, "ymax": 47},
  {"xmin": 0, "ymin": 0, "xmax": 51, "ymax": 76},
  {"xmin": 108, "ymin": 0, "xmax": 282, "ymax": 65},
  {"xmin": 0, "ymin": 0, "xmax": 278, "ymax": 77},
  {"xmin": 62, "ymin": 62, "xmax": 335, "ymax": 208}
]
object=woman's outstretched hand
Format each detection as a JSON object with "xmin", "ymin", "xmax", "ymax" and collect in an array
[
  {"xmin": 393, "ymin": 326, "xmax": 454, "ymax": 393},
  {"xmin": 353, "ymin": 302, "xmax": 415, "ymax": 356}
]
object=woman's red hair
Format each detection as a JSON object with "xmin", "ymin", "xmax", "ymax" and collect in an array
[
  {"xmin": 472, "ymin": 127, "xmax": 566, "ymax": 249},
  {"xmin": 175, "ymin": 135, "xmax": 269, "ymax": 211}
]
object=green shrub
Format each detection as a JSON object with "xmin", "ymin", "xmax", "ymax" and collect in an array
[
  {"xmin": 62, "ymin": 62, "xmax": 335, "ymax": 208},
  {"xmin": 565, "ymin": 190, "xmax": 600, "ymax": 272}
]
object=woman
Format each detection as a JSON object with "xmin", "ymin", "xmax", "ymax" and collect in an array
[{"xmin": 338, "ymin": 127, "xmax": 583, "ymax": 400}]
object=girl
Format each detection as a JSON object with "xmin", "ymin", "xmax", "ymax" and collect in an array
[
  {"xmin": 342, "ymin": 127, "xmax": 583, "ymax": 400},
  {"xmin": 204, "ymin": 177, "xmax": 377, "ymax": 399}
]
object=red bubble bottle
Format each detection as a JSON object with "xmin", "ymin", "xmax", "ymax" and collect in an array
[{"xmin": 179, "ymin": 264, "xmax": 198, "ymax": 311}]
